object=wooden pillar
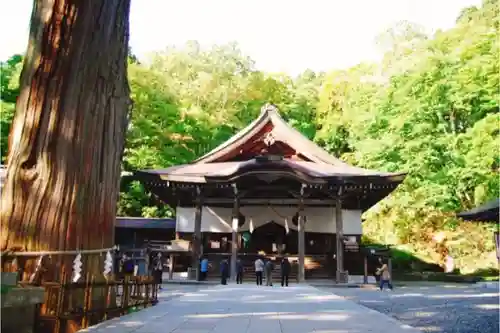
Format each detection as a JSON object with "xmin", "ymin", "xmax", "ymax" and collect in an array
[
  {"xmin": 328, "ymin": 234, "xmax": 335, "ymax": 278},
  {"xmin": 192, "ymin": 186, "xmax": 203, "ymax": 281},
  {"xmin": 298, "ymin": 184, "xmax": 306, "ymax": 283},
  {"xmin": 335, "ymin": 191, "xmax": 345, "ymax": 283},
  {"xmin": 230, "ymin": 184, "xmax": 239, "ymax": 282},
  {"xmin": 169, "ymin": 254, "xmax": 175, "ymax": 280},
  {"xmin": 388, "ymin": 257, "xmax": 393, "ymax": 284},
  {"xmin": 363, "ymin": 255, "xmax": 368, "ymax": 284}
]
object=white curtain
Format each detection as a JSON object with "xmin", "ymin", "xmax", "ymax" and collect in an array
[{"xmin": 175, "ymin": 206, "xmax": 362, "ymax": 234}]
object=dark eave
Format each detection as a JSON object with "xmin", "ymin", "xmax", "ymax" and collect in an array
[
  {"xmin": 136, "ymin": 174, "xmax": 403, "ymax": 211},
  {"xmin": 115, "ymin": 217, "xmax": 176, "ymax": 229},
  {"xmin": 457, "ymin": 198, "xmax": 499, "ymax": 223},
  {"xmin": 135, "ymin": 158, "xmax": 406, "ymax": 185}
]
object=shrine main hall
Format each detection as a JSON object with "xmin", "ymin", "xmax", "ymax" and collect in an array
[{"xmin": 134, "ymin": 104, "xmax": 406, "ymax": 282}]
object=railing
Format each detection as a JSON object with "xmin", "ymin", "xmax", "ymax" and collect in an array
[
  {"xmin": 1, "ymin": 249, "xmax": 160, "ymax": 333},
  {"xmin": 33, "ymin": 276, "xmax": 158, "ymax": 333}
]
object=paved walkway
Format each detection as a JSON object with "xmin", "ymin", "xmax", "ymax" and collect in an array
[{"xmin": 80, "ymin": 284, "xmax": 419, "ymax": 333}]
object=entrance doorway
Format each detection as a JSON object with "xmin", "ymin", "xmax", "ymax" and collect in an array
[{"xmin": 249, "ymin": 221, "xmax": 287, "ymax": 254}]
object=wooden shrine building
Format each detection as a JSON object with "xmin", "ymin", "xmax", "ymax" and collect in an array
[{"xmin": 134, "ymin": 104, "xmax": 406, "ymax": 282}]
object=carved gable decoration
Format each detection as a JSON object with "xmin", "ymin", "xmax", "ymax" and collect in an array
[{"xmin": 263, "ymin": 131, "xmax": 276, "ymax": 147}]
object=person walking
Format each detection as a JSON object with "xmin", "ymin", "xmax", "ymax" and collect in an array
[
  {"xmin": 254, "ymin": 257, "xmax": 264, "ymax": 286},
  {"xmin": 280, "ymin": 256, "xmax": 291, "ymax": 287},
  {"xmin": 236, "ymin": 258, "xmax": 244, "ymax": 284},
  {"xmin": 265, "ymin": 259, "xmax": 274, "ymax": 286},
  {"xmin": 220, "ymin": 258, "xmax": 229, "ymax": 285},
  {"xmin": 376, "ymin": 257, "xmax": 393, "ymax": 291}
]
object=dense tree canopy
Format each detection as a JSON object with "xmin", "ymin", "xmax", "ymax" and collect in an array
[{"xmin": 2, "ymin": 0, "xmax": 497, "ymax": 272}]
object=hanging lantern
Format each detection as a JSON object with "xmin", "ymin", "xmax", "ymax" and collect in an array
[
  {"xmin": 72, "ymin": 253, "xmax": 82, "ymax": 283},
  {"xmin": 284, "ymin": 218, "xmax": 290, "ymax": 234},
  {"xmin": 249, "ymin": 219, "xmax": 255, "ymax": 233}
]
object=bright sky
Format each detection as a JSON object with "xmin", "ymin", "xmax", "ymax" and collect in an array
[{"xmin": 1, "ymin": 0, "xmax": 480, "ymax": 75}]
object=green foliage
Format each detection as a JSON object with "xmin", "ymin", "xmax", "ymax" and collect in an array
[
  {"xmin": 1, "ymin": 0, "xmax": 498, "ymax": 273},
  {"xmin": 117, "ymin": 181, "xmax": 172, "ymax": 218},
  {"xmin": 0, "ymin": 54, "xmax": 23, "ymax": 163},
  {"xmin": 1, "ymin": 54, "xmax": 22, "ymax": 104}
]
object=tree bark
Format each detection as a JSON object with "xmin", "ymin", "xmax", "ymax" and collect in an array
[{"xmin": 1, "ymin": 0, "xmax": 131, "ymax": 280}]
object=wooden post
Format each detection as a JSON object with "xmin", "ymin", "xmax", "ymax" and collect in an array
[
  {"xmin": 298, "ymin": 184, "xmax": 306, "ymax": 283},
  {"xmin": 104, "ymin": 279, "xmax": 111, "ymax": 320},
  {"xmin": 388, "ymin": 257, "xmax": 393, "ymax": 284},
  {"xmin": 230, "ymin": 184, "xmax": 239, "ymax": 282},
  {"xmin": 335, "ymin": 191, "xmax": 344, "ymax": 283},
  {"xmin": 363, "ymin": 255, "xmax": 368, "ymax": 284},
  {"xmin": 192, "ymin": 186, "xmax": 203, "ymax": 281},
  {"xmin": 168, "ymin": 254, "xmax": 175, "ymax": 280},
  {"xmin": 123, "ymin": 275, "xmax": 130, "ymax": 312}
]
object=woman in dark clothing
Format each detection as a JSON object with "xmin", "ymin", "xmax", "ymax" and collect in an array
[
  {"xmin": 220, "ymin": 258, "xmax": 229, "ymax": 285},
  {"xmin": 236, "ymin": 258, "xmax": 243, "ymax": 284},
  {"xmin": 280, "ymin": 257, "xmax": 291, "ymax": 287},
  {"xmin": 152, "ymin": 252, "xmax": 165, "ymax": 290}
]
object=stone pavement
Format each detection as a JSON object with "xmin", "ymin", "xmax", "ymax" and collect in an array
[
  {"xmin": 79, "ymin": 284, "xmax": 420, "ymax": 333},
  {"xmin": 320, "ymin": 283, "xmax": 500, "ymax": 333}
]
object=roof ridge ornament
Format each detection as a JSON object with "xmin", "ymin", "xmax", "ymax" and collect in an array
[{"xmin": 261, "ymin": 103, "xmax": 279, "ymax": 115}]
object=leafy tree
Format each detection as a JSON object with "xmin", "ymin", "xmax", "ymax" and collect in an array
[
  {"xmin": 0, "ymin": 54, "xmax": 23, "ymax": 103},
  {"xmin": 317, "ymin": 0, "xmax": 498, "ymax": 272},
  {"xmin": 0, "ymin": 55, "xmax": 23, "ymax": 163}
]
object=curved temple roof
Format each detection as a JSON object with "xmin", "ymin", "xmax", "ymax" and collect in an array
[
  {"xmin": 137, "ymin": 104, "xmax": 406, "ymax": 185},
  {"xmin": 196, "ymin": 104, "xmax": 368, "ymax": 165}
]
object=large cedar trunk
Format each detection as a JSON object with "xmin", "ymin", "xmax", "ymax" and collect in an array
[{"xmin": 1, "ymin": 0, "xmax": 131, "ymax": 280}]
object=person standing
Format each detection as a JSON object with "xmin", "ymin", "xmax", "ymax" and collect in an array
[
  {"xmin": 133, "ymin": 250, "xmax": 148, "ymax": 295},
  {"xmin": 152, "ymin": 252, "xmax": 165, "ymax": 290},
  {"xmin": 236, "ymin": 258, "xmax": 244, "ymax": 284},
  {"xmin": 136, "ymin": 250, "xmax": 148, "ymax": 277},
  {"xmin": 220, "ymin": 258, "xmax": 229, "ymax": 285},
  {"xmin": 376, "ymin": 257, "xmax": 393, "ymax": 291},
  {"xmin": 118, "ymin": 253, "xmax": 127, "ymax": 280},
  {"xmin": 280, "ymin": 256, "xmax": 291, "ymax": 287},
  {"xmin": 200, "ymin": 257, "xmax": 209, "ymax": 281},
  {"xmin": 254, "ymin": 257, "xmax": 264, "ymax": 286},
  {"xmin": 120, "ymin": 253, "xmax": 135, "ymax": 279},
  {"xmin": 265, "ymin": 259, "xmax": 274, "ymax": 286}
]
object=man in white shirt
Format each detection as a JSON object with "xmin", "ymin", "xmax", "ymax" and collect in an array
[{"xmin": 254, "ymin": 257, "xmax": 264, "ymax": 285}]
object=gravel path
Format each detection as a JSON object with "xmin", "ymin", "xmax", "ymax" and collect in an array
[{"xmin": 320, "ymin": 283, "xmax": 499, "ymax": 333}]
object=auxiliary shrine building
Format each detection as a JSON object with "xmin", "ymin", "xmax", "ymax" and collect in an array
[{"xmin": 134, "ymin": 104, "xmax": 405, "ymax": 282}]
